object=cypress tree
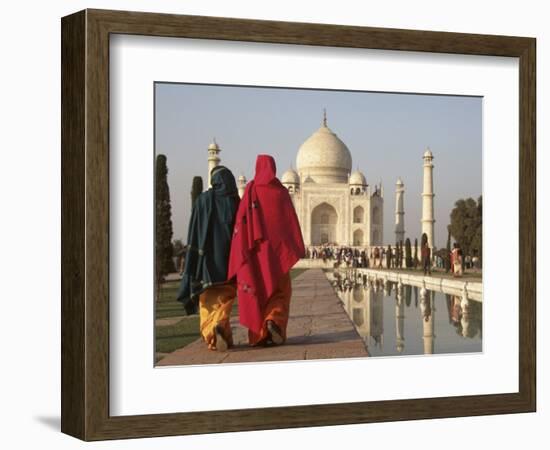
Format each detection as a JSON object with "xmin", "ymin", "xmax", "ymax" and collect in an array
[
  {"xmin": 405, "ymin": 238, "xmax": 412, "ymax": 268},
  {"xmin": 191, "ymin": 176, "xmax": 203, "ymax": 206},
  {"xmin": 155, "ymin": 154, "xmax": 175, "ymax": 300}
]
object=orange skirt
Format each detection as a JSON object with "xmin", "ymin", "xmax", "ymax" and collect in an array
[
  {"xmin": 248, "ymin": 272, "xmax": 292, "ymax": 346},
  {"xmin": 199, "ymin": 283, "xmax": 236, "ymax": 350}
]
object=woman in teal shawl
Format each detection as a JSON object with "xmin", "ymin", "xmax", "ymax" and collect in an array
[
  {"xmin": 177, "ymin": 166, "xmax": 239, "ymax": 351},
  {"xmin": 176, "ymin": 166, "xmax": 240, "ymax": 350}
]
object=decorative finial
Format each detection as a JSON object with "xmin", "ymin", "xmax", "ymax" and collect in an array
[{"xmin": 323, "ymin": 108, "xmax": 327, "ymax": 127}]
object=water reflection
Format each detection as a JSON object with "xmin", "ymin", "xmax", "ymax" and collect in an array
[{"xmin": 328, "ymin": 269, "xmax": 482, "ymax": 357}]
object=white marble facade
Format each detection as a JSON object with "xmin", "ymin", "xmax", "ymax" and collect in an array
[
  {"xmin": 206, "ymin": 112, "xmax": 440, "ymax": 249},
  {"xmin": 281, "ymin": 113, "xmax": 384, "ymax": 247}
]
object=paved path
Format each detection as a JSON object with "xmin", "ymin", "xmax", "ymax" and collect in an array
[
  {"xmin": 157, "ymin": 269, "xmax": 368, "ymax": 366},
  {"xmin": 155, "ymin": 316, "xmax": 186, "ymax": 327}
]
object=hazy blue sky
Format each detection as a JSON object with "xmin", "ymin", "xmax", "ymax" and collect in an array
[{"xmin": 155, "ymin": 83, "xmax": 482, "ymax": 248}]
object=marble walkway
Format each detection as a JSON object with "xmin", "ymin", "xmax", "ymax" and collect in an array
[{"xmin": 156, "ymin": 269, "xmax": 368, "ymax": 366}]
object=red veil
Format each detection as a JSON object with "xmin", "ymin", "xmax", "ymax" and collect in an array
[{"xmin": 227, "ymin": 155, "xmax": 305, "ymax": 333}]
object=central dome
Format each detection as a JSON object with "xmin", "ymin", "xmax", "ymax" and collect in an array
[{"xmin": 296, "ymin": 118, "xmax": 352, "ymax": 184}]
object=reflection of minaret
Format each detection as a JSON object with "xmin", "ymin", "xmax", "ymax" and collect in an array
[
  {"xmin": 421, "ymin": 148, "xmax": 435, "ymax": 249},
  {"xmin": 237, "ymin": 174, "xmax": 247, "ymax": 198},
  {"xmin": 395, "ymin": 282, "xmax": 405, "ymax": 353},
  {"xmin": 395, "ymin": 178, "xmax": 405, "ymax": 243},
  {"xmin": 207, "ymin": 139, "xmax": 221, "ymax": 187},
  {"xmin": 370, "ymin": 284, "xmax": 384, "ymax": 349},
  {"xmin": 421, "ymin": 289, "xmax": 435, "ymax": 354}
]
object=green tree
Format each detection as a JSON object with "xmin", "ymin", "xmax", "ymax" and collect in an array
[
  {"xmin": 470, "ymin": 196, "xmax": 483, "ymax": 265},
  {"xmin": 191, "ymin": 176, "xmax": 203, "ymax": 206},
  {"xmin": 405, "ymin": 238, "xmax": 413, "ymax": 268},
  {"xmin": 449, "ymin": 196, "xmax": 482, "ymax": 262},
  {"xmin": 155, "ymin": 154, "xmax": 175, "ymax": 301}
]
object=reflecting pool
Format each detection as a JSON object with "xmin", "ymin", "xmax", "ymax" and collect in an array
[{"xmin": 326, "ymin": 269, "xmax": 482, "ymax": 357}]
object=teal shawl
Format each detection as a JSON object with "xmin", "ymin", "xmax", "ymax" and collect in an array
[{"xmin": 177, "ymin": 166, "xmax": 240, "ymax": 314}]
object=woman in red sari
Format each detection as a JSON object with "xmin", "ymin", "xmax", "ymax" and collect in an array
[{"xmin": 228, "ymin": 155, "xmax": 305, "ymax": 346}]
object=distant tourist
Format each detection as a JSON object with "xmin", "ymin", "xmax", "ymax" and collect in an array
[
  {"xmin": 176, "ymin": 166, "xmax": 240, "ymax": 351},
  {"xmin": 421, "ymin": 233, "xmax": 432, "ymax": 276},
  {"xmin": 451, "ymin": 243, "xmax": 464, "ymax": 277},
  {"xmin": 472, "ymin": 253, "xmax": 480, "ymax": 269},
  {"xmin": 228, "ymin": 155, "xmax": 305, "ymax": 347}
]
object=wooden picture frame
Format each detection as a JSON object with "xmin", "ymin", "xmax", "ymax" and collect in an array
[{"xmin": 61, "ymin": 9, "xmax": 536, "ymax": 441}]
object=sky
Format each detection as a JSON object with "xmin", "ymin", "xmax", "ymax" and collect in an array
[{"xmin": 155, "ymin": 83, "xmax": 482, "ymax": 249}]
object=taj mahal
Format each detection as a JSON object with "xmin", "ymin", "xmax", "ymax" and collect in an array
[{"xmin": 205, "ymin": 111, "xmax": 436, "ymax": 250}]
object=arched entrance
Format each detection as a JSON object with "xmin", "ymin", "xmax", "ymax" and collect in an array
[
  {"xmin": 353, "ymin": 206, "xmax": 364, "ymax": 223},
  {"xmin": 353, "ymin": 229, "xmax": 364, "ymax": 246},
  {"xmin": 311, "ymin": 202, "xmax": 338, "ymax": 245}
]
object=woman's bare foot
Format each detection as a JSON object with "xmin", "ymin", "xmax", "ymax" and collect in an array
[
  {"xmin": 266, "ymin": 320, "xmax": 284, "ymax": 345},
  {"xmin": 214, "ymin": 324, "xmax": 228, "ymax": 352}
]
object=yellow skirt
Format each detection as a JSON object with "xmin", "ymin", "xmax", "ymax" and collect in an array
[
  {"xmin": 199, "ymin": 283, "xmax": 236, "ymax": 350},
  {"xmin": 248, "ymin": 272, "xmax": 292, "ymax": 346}
]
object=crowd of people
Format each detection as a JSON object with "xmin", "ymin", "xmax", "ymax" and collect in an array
[
  {"xmin": 305, "ymin": 241, "xmax": 479, "ymax": 278},
  {"xmin": 306, "ymin": 243, "xmax": 424, "ymax": 270}
]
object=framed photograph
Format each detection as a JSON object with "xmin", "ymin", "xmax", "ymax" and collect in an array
[{"xmin": 61, "ymin": 9, "xmax": 536, "ymax": 440}]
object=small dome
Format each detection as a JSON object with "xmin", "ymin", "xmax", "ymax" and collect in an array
[
  {"xmin": 281, "ymin": 168, "xmax": 300, "ymax": 185},
  {"xmin": 208, "ymin": 141, "xmax": 220, "ymax": 151},
  {"xmin": 349, "ymin": 170, "xmax": 367, "ymax": 186},
  {"xmin": 396, "ymin": 177, "xmax": 404, "ymax": 186},
  {"xmin": 238, "ymin": 174, "xmax": 247, "ymax": 183},
  {"xmin": 423, "ymin": 148, "xmax": 433, "ymax": 158}
]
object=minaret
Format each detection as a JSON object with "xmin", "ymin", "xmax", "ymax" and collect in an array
[
  {"xmin": 420, "ymin": 284, "xmax": 435, "ymax": 355},
  {"xmin": 207, "ymin": 139, "xmax": 221, "ymax": 187},
  {"xmin": 395, "ymin": 178, "xmax": 405, "ymax": 243},
  {"xmin": 237, "ymin": 174, "xmax": 247, "ymax": 198},
  {"xmin": 420, "ymin": 288, "xmax": 435, "ymax": 355},
  {"xmin": 421, "ymin": 148, "xmax": 435, "ymax": 249}
]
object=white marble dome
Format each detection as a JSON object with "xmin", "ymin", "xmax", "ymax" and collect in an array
[
  {"xmin": 423, "ymin": 148, "xmax": 433, "ymax": 159},
  {"xmin": 208, "ymin": 141, "xmax": 220, "ymax": 151},
  {"xmin": 349, "ymin": 170, "xmax": 367, "ymax": 186},
  {"xmin": 281, "ymin": 168, "xmax": 300, "ymax": 185},
  {"xmin": 296, "ymin": 120, "xmax": 352, "ymax": 184}
]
